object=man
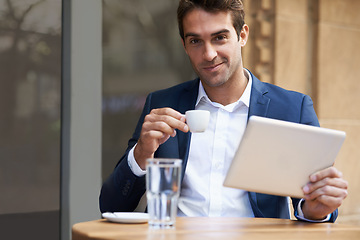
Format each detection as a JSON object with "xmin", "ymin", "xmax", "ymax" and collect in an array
[{"xmin": 100, "ymin": 0, "xmax": 348, "ymax": 222}]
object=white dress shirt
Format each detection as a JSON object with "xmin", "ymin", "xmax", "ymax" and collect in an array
[{"xmin": 177, "ymin": 71, "xmax": 253, "ymax": 217}]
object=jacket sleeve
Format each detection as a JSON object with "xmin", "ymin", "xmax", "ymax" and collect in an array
[
  {"xmin": 99, "ymin": 94, "xmax": 153, "ymax": 213},
  {"xmin": 299, "ymin": 95, "xmax": 320, "ymax": 127},
  {"xmin": 292, "ymin": 94, "xmax": 338, "ymax": 223}
]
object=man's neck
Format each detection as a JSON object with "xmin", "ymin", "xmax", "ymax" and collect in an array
[{"xmin": 202, "ymin": 70, "xmax": 249, "ymax": 106}]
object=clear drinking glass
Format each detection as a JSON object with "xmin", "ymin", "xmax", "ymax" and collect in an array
[{"xmin": 146, "ymin": 158, "xmax": 182, "ymax": 228}]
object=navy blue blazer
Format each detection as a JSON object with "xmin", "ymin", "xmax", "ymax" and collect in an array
[{"xmin": 100, "ymin": 71, "xmax": 337, "ymax": 222}]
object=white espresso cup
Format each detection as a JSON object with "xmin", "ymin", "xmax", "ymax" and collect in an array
[{"xmin": 185, "ymin": 110, "xmax": 210, "ymax": 133}]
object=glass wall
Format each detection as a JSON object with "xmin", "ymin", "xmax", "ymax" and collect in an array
[
  {"xmin": 102, "ymin": 0, "xmax": 194, "ymax": 180},
  {"xmin": 0, "ymin": 0, "xmax": 61, "ymax": 239}
]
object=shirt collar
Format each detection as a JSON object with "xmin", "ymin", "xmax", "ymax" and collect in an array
[{"xmin": 195, "ymin": 69, "xmax": 252, "ymax": 109}]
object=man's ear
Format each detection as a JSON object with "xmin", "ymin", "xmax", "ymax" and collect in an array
[{"xmin": 239, "ymin": 24, "xmax": 249, "ymax": 47}]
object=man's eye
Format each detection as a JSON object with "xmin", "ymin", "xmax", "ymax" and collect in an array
[
  {"xmin": 189, "ymin": 39, "xmax": 200, "ymax": 44},
  {"xmin": 215, "ymin": 35, "xmax": 226, "ymax": 41}
]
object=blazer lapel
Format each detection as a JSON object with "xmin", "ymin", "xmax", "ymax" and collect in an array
[
  {"xmin": 247, "ymin": 71, "xmax": 272, "ymax": 217},
  {"xmin": 177, "ymin": 79, "xmax": 199, "ymax": 180},
  {"xmin": 248, "ymin": 73, "xmax": 270, "ymax": 119}
]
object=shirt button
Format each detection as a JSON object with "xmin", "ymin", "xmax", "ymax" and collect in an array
[{"xmin": 215, "ymin": 162, "xmax": 221, "ymax": 169}]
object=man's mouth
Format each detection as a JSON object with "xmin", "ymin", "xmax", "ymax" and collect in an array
[{"xmin": 203, "ymin": 62, "xmax": 223, "ymax": 72}]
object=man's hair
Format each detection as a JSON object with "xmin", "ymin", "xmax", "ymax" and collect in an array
[{"xmin": 177, "ymin": 0, "xmax": 245, "ymax": 40}]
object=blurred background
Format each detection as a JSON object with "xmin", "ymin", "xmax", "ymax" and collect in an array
[
  {"xmin": 0, "ymin": 0, "xmax": 359, "ymax": 239},
  {"xmin": 0, "ymin": 0, "xmax": 61, "ymax": 237}
]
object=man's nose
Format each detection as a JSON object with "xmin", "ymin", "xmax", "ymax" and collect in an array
[{"xmin": 203, "ymin": 43, "xmax": 217, "ymax": 61}]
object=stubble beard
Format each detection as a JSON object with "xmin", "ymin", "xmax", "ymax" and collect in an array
[{"xmin": 194, "ymin": 59, "xmax": 232, "ymax": 88}]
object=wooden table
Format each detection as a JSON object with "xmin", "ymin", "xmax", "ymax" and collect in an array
[{"xmin": 72, "ymin": 217, "xmax": 360, "ymax": 240}]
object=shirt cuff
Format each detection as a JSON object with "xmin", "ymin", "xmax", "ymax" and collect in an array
[
  {"xmin": 127, "ymin": 144, "xmax": 146, "ymax": 177},
  {"xmin": 295, "ymin": 199, "xmax": 331, "ymax": 222}
]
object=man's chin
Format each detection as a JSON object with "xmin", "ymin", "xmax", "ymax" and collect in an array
[{"xmin": 199, "ymin": 77, "xmax": 227, "ymax": 88}]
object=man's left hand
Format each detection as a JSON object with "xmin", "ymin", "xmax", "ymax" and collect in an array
[{"xmin": 302, "ymin": 166, "xmax": 348, "ymax": 220}]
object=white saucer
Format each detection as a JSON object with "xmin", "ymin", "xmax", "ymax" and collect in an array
[{"xmin": 102, "ymin": 212, "xmax": 149, "ymax": 223}]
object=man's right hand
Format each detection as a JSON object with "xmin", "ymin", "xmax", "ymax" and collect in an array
[{"xmin": 134, "ymin": 107, "xmax": 189, "ymax": 169}]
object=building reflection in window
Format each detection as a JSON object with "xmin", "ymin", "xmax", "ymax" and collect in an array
[
  {"xmin": 102, "ymin": 0, "xmax": 194, "ymax": 179},
  {"xmin": 0, "ymin": 0, "xmax": 61, "ymax": 238}
]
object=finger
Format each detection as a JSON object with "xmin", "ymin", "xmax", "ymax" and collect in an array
[
  {"xmin": 142, "ymin": 128, "xmax": 169, "ymax": 140},
  {"xmin": 309, "ymin": 166, "xmax": 342, "ymax": 182},
  {"xmin": 158, "ymin": 133, "xmax": 171, "ymax": 145},
  {"xmin": 307, "ymin": 194, "xmax": 347, "ymax": 209},
  {"xmin": 136, "ymin": 129, "xmax": 170, "ymax": 160},
  {"xmin": 151, "ymin": 108, "xmax": 186, "ymax": 122},
  {"xmin": 147, "ymin": 109, "xmax": 188, "ymax": 133},
  {"xmin": 303, "ymin": 177, "xmax": 348, "ymax": 195},
  {"xmin": 158, "ymin": 115, "xmax": 188, "ymax": 133},
  {"xmin": 304, "ymin": 185, "xmax": 348, "ymax": 202},
  {"xmin": 142, "ymin": 121, "xmax": 177, "ymax": 137}
]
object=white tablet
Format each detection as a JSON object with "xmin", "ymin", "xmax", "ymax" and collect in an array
[{"xmin": 223, "ymin": 116, "xmax": 346, "ymax": 198}]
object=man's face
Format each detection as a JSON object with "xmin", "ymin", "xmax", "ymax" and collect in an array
[{"xmin": 182, "ymin": 8, "xmax": 248, "ymax": 89}]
